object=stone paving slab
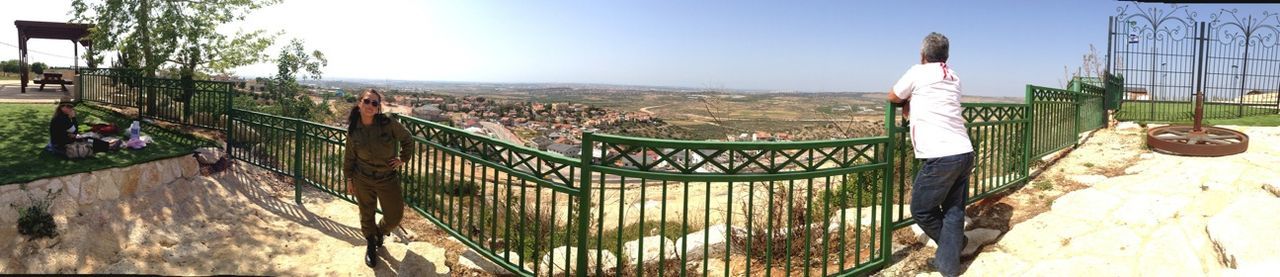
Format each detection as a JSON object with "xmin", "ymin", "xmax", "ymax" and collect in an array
[{"xmin": 962, "ymin": 125, "xmax": 1280, "ymax": 276}]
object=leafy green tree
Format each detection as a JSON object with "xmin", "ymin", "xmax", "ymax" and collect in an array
[
  {"xmin": 73, "ymin": 0, "xmax": 279, "ymax": 121},
  {"xmin": 30, "ymin": 62, "xmax": 47, "ymax": 74},
  {"xmin": 71, "ymin": 0, "xmax": 280, "ymax": 78},
  {"xmin": 0, "ymin": 60, "xmax": 19, "ymax": 74},
  {"xmin": 266, "ymin": 39, "xmax": 328, "ymax": 121}
]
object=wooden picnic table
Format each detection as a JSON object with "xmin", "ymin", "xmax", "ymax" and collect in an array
[{"xmin": 34, "ymin": 72, "xmax": 72, "ymax": 92}]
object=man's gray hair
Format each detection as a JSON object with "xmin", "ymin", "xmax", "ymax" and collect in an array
[{"xmin": 921, "ymin": 32, "xmax": 949, "ymax": 63}]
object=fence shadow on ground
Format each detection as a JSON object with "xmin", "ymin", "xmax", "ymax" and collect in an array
[{"xmin": 221, "ymin": 163, "xmax": 366, "ymax": 246}]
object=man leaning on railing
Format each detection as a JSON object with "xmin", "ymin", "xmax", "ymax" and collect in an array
[{"xmin": 887, "ymin": 32, "xmax": 975, "ymax": 277}]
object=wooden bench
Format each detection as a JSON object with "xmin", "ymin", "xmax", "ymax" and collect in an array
[{"xmin": 34, "ymin": 73, "xmax": 72, "ymax": 92}]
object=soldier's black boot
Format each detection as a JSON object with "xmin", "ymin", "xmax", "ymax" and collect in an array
[
  {"xmin": 374, "ymin": 228, "xmax": 385, "ymax": 248},
  {"xmin": 365, "ymin": 235, "xmax": 378, "ymax": 268}
]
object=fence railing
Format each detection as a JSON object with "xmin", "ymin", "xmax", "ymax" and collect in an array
[
  {"xmin": 1028, "ymin": 85, "xmax": 1083, "ymax": 159},
  {"xmin": 194, "ymin": 71, "xmax": 1121, "ymax": 276},
  {"xmin": 581, "ymin": 132, "xmax": 893, "ymax": 276},
  {"xmin": 77, "ymin": 69, "xmax": 234, "ymax": 130},
  {"xmin": 1073, "ymin": 82, "xmax": 1107, "ymax": 132},
  {"xmin": 886, "ymin": 102, "xmax": 1030, "ymax": 229},
  {"xmin": 397, "ymin": 115, "xmax": 589, "ymax": 276},
  {"xmin": 1104, "ymin": 73, "xmax": 1124, "ymax": 111},
  {"xmin": 220, "ymin": 91, "xmax": 1110, "ymax": 276}
]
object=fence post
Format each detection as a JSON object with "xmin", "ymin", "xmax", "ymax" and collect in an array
[
  {"xmin": 1074, "ymin": 90, "xmax": 1082, "ymax": 145},
  {"xmin": 293, "ymin": 118, "xmax": 304, "ymax": 204},
  {"xmin": 224, "ymin": 84, "xmax": 233, "ymax": 133},
  {"xmin": 575, "ymin": 132, "xmax": 595, "ymax": 277},
  {"xmin": 1024, "ymin": 85, "xmax": 1034, "ymax": 179},
  {"xmin": 226, "ymin": 109, "xmax": 235, "ymax": 158},
  {"xmin": 75, "ymin": 73, "xmax": 84, "ymax": 103},
  {"xmin": 880, "ymin": 102, "xmax": 897, "ymax": 265}
]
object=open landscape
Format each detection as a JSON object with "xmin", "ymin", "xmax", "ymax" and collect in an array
[{"xmin": 4, "ymin": 1, "xmax": 1280, "ymax": 277}]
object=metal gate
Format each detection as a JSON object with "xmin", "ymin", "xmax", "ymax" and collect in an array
[{"xmin": 1108, "ymin": 5, "xmax": 1280, "ymax": 122}]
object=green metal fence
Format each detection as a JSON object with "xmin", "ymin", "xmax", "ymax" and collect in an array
[
  {"xmin": 1072, "ymin": 82, "xmax": 1107, "ymax": 132},
  {"xmin": 1104, "ymin": 73, "xmax": 1124, "ymax": 111},
  {"xmin": 1028, "ymin": 85, "xmax": 1083, "ymax": 159},
  {"xmin": 396, "ymin": 115, "xmax": 589, "ymax": 276},
  {"xmin": 78, "ymin": 68, "xmax": 143, "ymax": 108},
  {"xmin": 581, "ymin": 131, "xmax": 893, "ymax": 276},
  {"xmin": 886, "ymin": 103, "xmax": 1030, "ymax": 229},
  {"xmin": 77, "ymin": 69, "xmax": 233, "ymax": 130},
  {"xmin": 216, "ymin": 84, "xmax": 1112, "ymax": 276}
]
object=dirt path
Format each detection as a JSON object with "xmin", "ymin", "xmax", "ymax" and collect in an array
[{"xmin": 0, "ymin": 163, "xmax": 479, "ymax": 276}]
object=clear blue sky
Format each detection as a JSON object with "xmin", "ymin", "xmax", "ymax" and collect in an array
[{"xmin": 5, "ymin": 1, "xmax": 1280, "ymax": 96}]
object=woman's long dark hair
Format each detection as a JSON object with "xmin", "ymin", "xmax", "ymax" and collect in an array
[
  {"xmin": 53, "ymin": 104, "xmax": 73, "ymax": 120},
  {"xmin": 347, "ymin": 89, "xmax": 388, "ymax": 132}
]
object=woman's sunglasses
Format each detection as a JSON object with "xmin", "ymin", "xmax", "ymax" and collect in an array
[{"xmin": 362, "ymin": 99, "xmax": 381, "ymax": 107}]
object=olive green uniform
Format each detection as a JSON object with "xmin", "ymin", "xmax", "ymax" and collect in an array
[{"xmin": 343, "ymin": 116, "xmax": 414, "ymax": 239}]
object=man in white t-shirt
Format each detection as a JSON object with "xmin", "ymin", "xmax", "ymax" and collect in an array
[{"xmin": 888, "ymin": 32, "xmax": 974, "ymax": 277}]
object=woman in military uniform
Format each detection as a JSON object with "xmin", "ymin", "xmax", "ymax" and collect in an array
[{"xmin": 342, "ymin": 89, "xmax": 413, "ymax": 268}]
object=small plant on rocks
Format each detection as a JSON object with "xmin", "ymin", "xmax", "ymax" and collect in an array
[
  {"xmin": 1032, "ymin": 180, "xmax": 1052, "ymax": 191},
  {"xmin": 9, "ymin": 184, "xmax": 63, "ymax": 240}
]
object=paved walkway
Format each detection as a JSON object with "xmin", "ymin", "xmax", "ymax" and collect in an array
[
  {"xmin": 0, "ymin": 80, "xmax": 71, "ymax": 103},
  {"xmin": 963, "ymin": 125, "xmax": 1280, "ymax": 276}
]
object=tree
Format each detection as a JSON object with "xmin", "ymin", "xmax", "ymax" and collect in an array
[
  {"xmin": 30, "ymin": 62, "xmax": 48, "ymax": 74},
  {"xmin": 1061, "ymin": 44, "xmax": 1104, "ymax": 88},
  {"xmin": 266, "ymin": 39, "xmax": 328, "ymax": 121},
  {"xmin": 71, "ymin": 0, "xmax": 280, "ymax": 78},
  {"xmin": 0, "ymin": 60, "xmax": 19, "ymax": 74},
  {"xmin": 73, "ymin": 0, "xmax": 281, "ymax": 121}
]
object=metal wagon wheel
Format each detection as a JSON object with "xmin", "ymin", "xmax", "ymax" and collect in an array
[{"xmin": 1146, "ymin": 125, "xmax": 1249, "ymax": 156}]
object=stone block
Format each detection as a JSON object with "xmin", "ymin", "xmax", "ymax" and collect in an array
[
  {"xmin": 674, "ymin": 224, "xmax": 744, "ymax": 260},
  {"xmin": 962, "ymin": 228, "xmax": 1001, "ymax": 257},
  {"xmin": 540, "ymin": 246, "xmax": 617, "ymax": 276},
  {"xmin": 179, "ymin": 156, "xmax": 200, "ymax": 177},
  {"xmin": 1207, "ymin": 195, "xmax": 1280, "ymax": 269},
  {"xmin": 457, "ymin": 249, "xmax": 518, "ymax": 275},
  {"xmin": 621, "ymin": 235, "xmax": 677, "ymax": 265},
  {"xmin": 116, "ymin": 167, "xmax": 139, "ymax": 197},
  {"xmin": 95, "ymin": 172, "xmax": 121, "ymax": 201},
  {"xmin": 75, "ymin": 174, "xmax": 98, "ymax": 205}
]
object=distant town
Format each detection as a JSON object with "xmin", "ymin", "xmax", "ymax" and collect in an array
[{"xmin": 212, "ymin": 76, "xmax": 1017, "ymax": 159}]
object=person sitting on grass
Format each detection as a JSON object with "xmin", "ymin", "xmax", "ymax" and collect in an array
[{"xmin": 48, "ymin": 101, "xmax": 119, "ymax": 158}]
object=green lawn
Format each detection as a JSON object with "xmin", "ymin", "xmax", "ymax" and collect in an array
[
  {"xmin": 1118, "ymin": 101, "xmax": 1278, "ymax": 122},
  {"xmin": 0, "ymin": 103, "xmax": 215, "ymax": 185},
  {"xmin": 1196, "ymin": 113, "xmax": 1280, "ymax": 126}
]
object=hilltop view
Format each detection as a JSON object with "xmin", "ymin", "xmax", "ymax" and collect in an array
[{"xmin": 2, "ymin": 1, "xmax": 1280, "ymax": 277}]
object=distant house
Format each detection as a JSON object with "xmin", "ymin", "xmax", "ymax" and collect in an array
[
  {"xmin": 753, "ymin": 131, "xmax": 773, "ymax": 141},
  {"xmin": 531, "ymin": 136, "xmax": 554, "ymax": 150},
  {"xmin": 546, "ymin": 143, "xmax": 581, "ymax": 158},
  {"xmin": 1126, "ymin": 87, "xmax": 1149, "ymax": 100},
  {"xmin": 413, "ymin": 105, "xmax": 447, "ymax": 122}
]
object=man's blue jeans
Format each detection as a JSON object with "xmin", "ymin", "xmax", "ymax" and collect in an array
[{"xmin": 910, "ymin": 152, "xmax": 974, "ymax": 277}]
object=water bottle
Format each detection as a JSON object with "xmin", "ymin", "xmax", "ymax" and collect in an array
[{"xmin": 129, "ymin": 121, "xmax": 140, "ymax": 138}]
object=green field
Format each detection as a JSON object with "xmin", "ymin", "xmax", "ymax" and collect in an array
[
  {"xmin": 1117, "ymin": 101, "xmax": 1278, "ymax": 122},
  {"xmin": 0, "ymin": 103, "xmax": 215, "ymax": 185},
  {"xmin": 1195, "ymin": 114, "xmax": 1280, "ymax": 126}
]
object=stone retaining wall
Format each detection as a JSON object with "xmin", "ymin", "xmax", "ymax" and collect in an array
[{"xmin": 0, "ymin": 156, "xmax": 200, "ymax": 224}]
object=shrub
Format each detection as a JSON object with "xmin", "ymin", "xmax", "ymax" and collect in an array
[
  {"xmin": 732, "ymin": 182, "xmax": 820, "ymax": 261},
  {"xmin": 10, "ymin": 184, "xmax": 63, "ymax": 240},
  {"xmin": 441, "ymin": 180, "xmax": 479, "ymax": 196},
  {"xmin": 30, "ymin": 62, "xmax": 47, "ymax": 75}
]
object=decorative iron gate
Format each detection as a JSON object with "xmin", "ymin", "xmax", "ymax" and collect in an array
[{"xmin": 1109, "ymin": 5, "xmax": 1280, "ymax": 122}]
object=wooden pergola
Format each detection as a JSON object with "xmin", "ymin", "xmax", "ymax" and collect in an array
[{"xmin": 14, "ymin": 20, "xmax": 93, "ymax": 93}]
